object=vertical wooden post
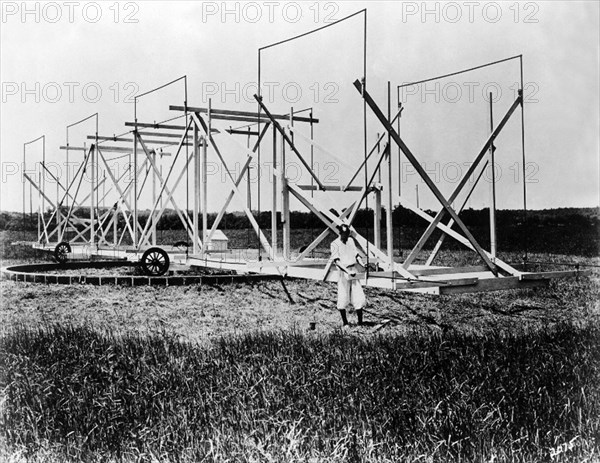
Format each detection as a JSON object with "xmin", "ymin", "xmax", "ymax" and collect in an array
[
  {"xmin": 281, "ymin": 108, "xmax": 291, "ymax": 261},
  {"xmin": 133, "ymin": 131, "xmax": 138, "ymax": 249},
  {"xmin": 94, "ymin": 117, "xmax": 99, "ymax": 246},
  {"xmin": 113, "ymin": 207, "xmax": 117, "ymax": 246},
  {"xmin": 65, "ymin": 136, "xmax": 69, "ymax": 211},
  {"xmin": 56, "ymin": 176, "xmax": 61, "ymax": 241},
  {"xmin": 82, "ymin": 140, "xmax": 87, "ymax": 243},
  {"xmin": 271, "ymin": 126, "xmax": 277, "ymax": 259},
  {"xmin": 22, "ymin": 144, "xmax": 26, "ymax": 241},
  {"xmin": 202, "ymin": 102, "xmax": 210, "ymax": 253},
  {"xmin": 37, "ymin": 172, "xmax": 41, "ymax": 242},
  {"xmin": 246, "ymin": 127, "xmax": 252, "ymax": 212},
  {"xmin": 386, "ymin": 81, "xmax": 394, "ymax": 263},
  {"xmin": 374, "ymin": 187, "xmax": 381, "ymax": 249},
  {"xmin": 29, "ymin": 182, "xmax": 33, "ymax": 228},
  {"xmin": 152, "ymin": 149, "xmax": 157, "ymax": 246},
  {"xmin": 488, "ymin": 92, "xmax": 497, "ymax": 259},
  {"xmin": 374, "ymin": 134, "xmax": 381, "ymax": 249},
  {"xmin": 90, "ymin": 145, "xmax": 95, "ymax": 246},
  {"xmin": 41, "ymin": 137, "xmax": 45, "ymax": 243},
  {"xmin": 396, "ymin": 94, "xmax": 404, "ymax": 256},
  {"xmin": 310, "ymin": 110, "xmax": 314, "ymax": 199},
  {"xmin": 193, "ymin": 122, "xmax": 199, "ymax": 254}
]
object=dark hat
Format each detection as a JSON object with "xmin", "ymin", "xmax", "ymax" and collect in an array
[{"xmin": 336, "ymin": 220, "xmax": 350, "ymax": 231}]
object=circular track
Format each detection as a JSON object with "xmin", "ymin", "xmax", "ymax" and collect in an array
[
  {"xmin": 140, "ymin": 247, "xmax": 170, "ymax": 276},
  {"xmin": 54, "ymin": 242, "xmax": 71, "ymax": 263}
]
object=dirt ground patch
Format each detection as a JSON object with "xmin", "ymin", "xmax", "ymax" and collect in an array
[{"xmin": 2, "ymin": 271, "xmax": 599, "ymax": 344}]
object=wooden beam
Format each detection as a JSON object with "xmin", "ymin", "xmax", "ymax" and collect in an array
[
  {"xmin": 227, "ymin": 128, "xmax": 261, "ymax": 136},
  {"xmin": 61, "ymin": 145, "xmax": 137, "ymax": 153},
  {"xmin": 271, "ymin": 127, "xmax": 278, "ymax": 259},
  {"xmin": 87, "ymin": 136, "xmax": 193, "ymax": 146},
  {"xmin": 297, "ymin": 184, "xmax": 362, "ymax": 192},
  {"xmin": 254, "ymin": 96, "xmax": 325, "ymax": 190},
  {"xmin": 394, "ymin": 277, "xmax": 479, "ymax": 290},
  {"xmin": 410, "ymin": 265, "xmax": 489, "ymax": 276},
  {"xmin": 386, "ymin": 82, "xmax": 394, "ymax": 266},
  {"xmin": 59, "ymin": 146, "xmax": 87, "ymax": 151},
  {"xmin": 374, "ymin": 187, "xmax": 382, "ymax": 249},
  {"xmin": 439, "ymin": 276, "xmax": 548, "ymax": 294},
  {"xmin": 137, "ymin": 131, "xmax": 194, "ymax": 139},
  {"xmin": 170, "ymin": 105, "xmax": 319, "ymax": 124},
  {"xmin": 281, "ymin": 127, "xmax": 290, "ymax": 260},
  {"xmin": 520, "ymin": 270, "xmax": 590, "ymax": 280},
  {"xmin": 193, "ymin": 125, "xmax": 200, "ymax": 254},
  {"xmin": 125, "ymin": 121, "xmax": 220, "ymax": 133}
]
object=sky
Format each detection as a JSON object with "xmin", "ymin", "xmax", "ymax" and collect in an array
[{"xmin": 1, "ymin": 0, "xmax": 599, "ymax": 215}]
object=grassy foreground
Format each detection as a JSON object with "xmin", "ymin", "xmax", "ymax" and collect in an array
[{"xmin": 1, "ymin": 324, "xmax": 599, "ymax": 462}]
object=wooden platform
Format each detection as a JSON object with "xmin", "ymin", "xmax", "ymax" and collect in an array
[
  {"xmin": 26, "ymin": 243, "xmax": 587, "ymax": 294},
  {"xmin": 181, "ymin": 250, "xmax": 587, "ymax": 294}
]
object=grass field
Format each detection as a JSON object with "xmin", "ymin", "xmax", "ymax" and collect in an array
[{"xmin": 1, "ymin": 227, "xmax": 600, "ymax": 462}]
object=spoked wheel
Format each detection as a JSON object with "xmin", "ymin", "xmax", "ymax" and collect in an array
[
  {"xmin": 141, "ymin": 247, "xmax": 170, "ymax": 276},
  {"xmin": 54, "ymin": 242, "xmax": 71, "ymax": 263}
]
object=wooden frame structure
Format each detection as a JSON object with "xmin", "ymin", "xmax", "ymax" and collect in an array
[
  {"xmin": 18, "ymin": 11, "xmax": 583, "ymax": 293},
  {"xmin": 23, "ymin": 83, "xmax": 580, "ymax": 293}
]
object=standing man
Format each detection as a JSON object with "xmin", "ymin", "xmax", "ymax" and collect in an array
[{"xmin": 330, "ymin": 222, "xmax": 366, "ymax": 326}]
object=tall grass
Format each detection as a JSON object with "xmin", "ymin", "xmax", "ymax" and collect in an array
[{"xmin": 1, "ymin": 324, "xmax": 599, "ymax": 462}]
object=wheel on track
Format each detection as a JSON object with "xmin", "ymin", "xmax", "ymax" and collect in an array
[
  {"xmin": 140, "ymin": 247, "xmax": 170, "ymax": 276},
  {"xmin": 54, "ymin": 242, "xmax": 71, "ymax": 264}
]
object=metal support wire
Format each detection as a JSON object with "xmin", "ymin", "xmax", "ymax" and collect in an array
[{"xmin": 397, "ymin": 54, "xmax": 521, "ymax": 88}]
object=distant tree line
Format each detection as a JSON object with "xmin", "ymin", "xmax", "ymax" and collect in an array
[{"xmin": 3, "ymin": 206, "xmax": 598, "ymax": 232}]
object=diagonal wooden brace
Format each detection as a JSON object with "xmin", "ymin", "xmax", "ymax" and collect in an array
[
  {"xmin": 354, "ymin": 79, "xmax": 504, "ymax": 274},
  {"xmin": 294, "ymin": 202, "xmax": 356, "ymax": 262},
  {"xmin": 287, "ymin": 182, "xmax": 415, "ymax": 279},
  {"xmin": 402, "ymin": 95, "xmax": 523, "ymax": 268},
  {"xmin": 253, "ymin": 94, "xmax": 325, "ymax": 190}
]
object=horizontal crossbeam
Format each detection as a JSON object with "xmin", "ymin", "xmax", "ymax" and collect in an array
[
  {"xmin": 297, "ymin": 184, "xmax": 363, "ymax": 192},
  {"xmin": 87, "ymin": 136, "xmax": 193, "ymax": 146},
  {"xmin": 124, "ymin": 121, "xmax": 220, "ymax": 133},
  {"xmin": 170, "ymin": 105, "xmax": 319, "ymax": 124}
]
